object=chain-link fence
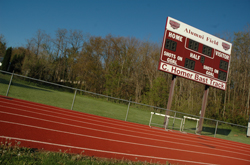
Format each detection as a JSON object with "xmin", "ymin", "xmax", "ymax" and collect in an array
[{"xmin": 0, "ymin": 70, "xmax": 249, "ymax": 144}]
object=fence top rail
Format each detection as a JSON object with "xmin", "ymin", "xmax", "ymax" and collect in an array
[{"xmin": 0, "ymin": 69, "xmax": 248, "ymax": 129}]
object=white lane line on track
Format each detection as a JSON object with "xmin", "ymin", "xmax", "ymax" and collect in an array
[
  {"xmin": 0, "ymin": 106, "xmax": 249, "ymax": 156},
  {"xmin": 0, "ymin": 101, "xmax": 248, "ymax": 154},
  {"xmin": 0, "ymin": 98, "xmax": 247, "ymax": 149},
  {"xmin": 0, "ymin": 119, "xmax": 250, "ymax": 163},
  {"xmin": 0, "ymin": 135, "xmax": 218, "ymax": 165}
]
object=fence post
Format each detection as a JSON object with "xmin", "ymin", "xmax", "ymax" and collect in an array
[
  {"xmin": 6, "ymin": 71, "xmax": 14, "ymax": 97},
  {"xmin": 125, "ymin": 97, "xmax": 131, "ymax": 121},
  {"xmin": 71, "ymin": 89, "xmax": 77, "ymax": 110},
  {"xmin": 214, "ymin": 120, "xmax": 219, "ymax": 138}
]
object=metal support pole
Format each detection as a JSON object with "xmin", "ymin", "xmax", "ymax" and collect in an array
[
  {"xmin": 164, "ymin": 74, "xmax": 177, "ymax": 127},
  {"xmin": 6, "ymin": 71, "xmax": 14, "ymax": 96},
  {"xmin": 197, "ymin": 85, "xmax": 210, "ymax": 134},
  {"xmin": 71, "ymin": 89, "xmax": 77, "ymax": 110},
  {"xmin": 125, "ymin": 97, "xmax": 131, "ymax": 121},
  {"xmin": 214, "ymin": 120, "xmax": 219, "ymax": 138}
]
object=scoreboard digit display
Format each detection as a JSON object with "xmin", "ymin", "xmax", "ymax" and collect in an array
[{"xmin": 158, "ymin": 17, "xmax": 232, "ymax": 90}]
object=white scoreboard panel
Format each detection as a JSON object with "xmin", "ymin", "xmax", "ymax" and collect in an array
[{"xmin": 158, "ymin": 17, "xmax": 232, "ymax": 90}]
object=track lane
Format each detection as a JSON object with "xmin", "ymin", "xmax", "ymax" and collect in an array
[
  {"xmin": 0, "ymin": 101, "xmax": 249, "ymax": 155},
  {"xmin": 1, "ymin": 120, "xmax": 248, "ymax": 165},
  {"xmin": 1, "ymin": 96, "xmax": 248, "ymax": 149},
  {"xmin": 0, "ymin": 96, "xmax": 248, "ymax": 149},
  {"xmin": 1, "ymin": 135, "xmax": 218, "ymax": 165},
  {"xmin": 0, "ymin": 109, "xmax": 249, "ymax": 160},
  {"xmin": 1, "ymin": 96, "xmax": 250, "ymax": 165},
  {"xmin": 0, "ymin": 121, "xmax": 219, "ymax": 164}
]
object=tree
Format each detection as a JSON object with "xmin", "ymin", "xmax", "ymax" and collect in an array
[
  {"xmin": 53, "ymin": 28, "xmax": 68, "ymax": 81},
  {"xmin": 9, "ymin": 53, "xmax": 25, "ymax": 73},
  {"xmin": 0, "ymin": 34, "xmax": 7, "ymax": 58},
  {"xmin": 75, "ymin": 36, "xmax": 105, "ymax": 93},
  {"xmin": 1, "ymin": 47, "xmax": 12, "ymax": 71},
  {"xmin": 23, "ymin": 30, "xmax": 52, "ymax": 79},
  {"xmin": 145, "ymin": 76, "xmax": 169, "ymax": 109},
  {"xmin": 229, "ymin": 25, "xmax": 250, "ymax": 119},
  {"xmin": 66, "ymin": 30, "xmax": 85, "ymax": 82}
]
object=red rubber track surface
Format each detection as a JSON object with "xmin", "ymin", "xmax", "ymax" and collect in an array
[{"xmin": 0, "ymin": 95, "xmax": 249, "ymax": 165}]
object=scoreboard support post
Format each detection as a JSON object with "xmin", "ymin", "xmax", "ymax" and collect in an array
[
  {"xmin": 164, "ymin": 74, "xmax": 177, "ymax": 128},
  {"xmin": 197, "ymin": 85, "xmax": 210, "ymax": 134}
]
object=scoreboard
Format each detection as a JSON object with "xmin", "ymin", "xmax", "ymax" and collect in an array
[{"xmin": 158, "ymin": 17, "xmax": 232, "ymax": 90}]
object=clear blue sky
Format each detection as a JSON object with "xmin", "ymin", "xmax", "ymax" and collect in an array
[{"xmin": 1, "ymin": 0, "xmax": 249, "ymax": 48}]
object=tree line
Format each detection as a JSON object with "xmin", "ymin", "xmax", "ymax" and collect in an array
[{"xmin": 0, "ymin": 26, "xmax": 250, "ymax": 125}]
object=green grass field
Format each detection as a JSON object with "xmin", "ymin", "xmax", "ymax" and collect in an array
[
  {"xmin": 0, "ymin": 72, "xmax": 250, "ymax": 145},
  {"xmin": 1, "ymin": 140, "xmax": 165, "ymax": 165}
]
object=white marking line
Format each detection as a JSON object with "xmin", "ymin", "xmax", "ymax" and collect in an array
[
  {"xmin": 0, "ymin": 135, "xmax": 218, "ymax": 165},
  {"xmin": 1, "ymin": 98, "xmax": 246, "ymax": 149},
  {"xmin": 0, "ymin": 120, "xmax": 249, "ymax": 163},
  {"xmin": 0, "ymin": 107, "xmax": 249, "ymax": 157},
  {"xmin": 0, "ymin": 102, "xmax": 248, "ymax": 152}
]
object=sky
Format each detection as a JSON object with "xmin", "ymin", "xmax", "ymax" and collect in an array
[{"xmin": 0, "ymin": 0, "xmax": 249, "ymax": 48}]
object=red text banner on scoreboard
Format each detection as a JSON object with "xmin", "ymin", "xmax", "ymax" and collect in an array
[{"xmin": 158, "ymin": 17, "xmax": 232, "ymax": 90}]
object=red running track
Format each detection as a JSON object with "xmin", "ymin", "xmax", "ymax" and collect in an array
[{"xmin": 0, "ymin": 95, "xmax": 250, "ymax": 165}]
